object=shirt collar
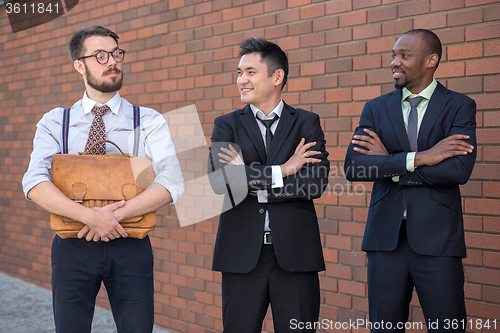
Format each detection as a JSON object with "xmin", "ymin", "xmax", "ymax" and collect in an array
[
  {"xmin": 401, "ymin": 78, "xmax": 437, "ymax": 102},
  {"xmin": 82, "ymin": 91, "xmax": 121, "ymax": 115},
  {"xmin": 250, "ymin": 99, "xmax": 284, "ymax": 120}
]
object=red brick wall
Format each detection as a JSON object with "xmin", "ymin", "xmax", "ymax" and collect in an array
[{"xmin": 1, "ymin": 0, "xmax": 499, "ymax": 332}]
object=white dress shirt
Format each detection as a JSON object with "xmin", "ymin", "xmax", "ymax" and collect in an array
[
  {"xmin": 250, "ymin": 100, "xmax": 285, "ymax": 232},
  {"xmin": 22, "ymin": 91, "xmax": 184, "ymax": 204}
]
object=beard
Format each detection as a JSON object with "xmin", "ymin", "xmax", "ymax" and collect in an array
[
  {"xmin": 394, "ymin": 79, "xmax": 408, "ymax": 90},
  {"xmin": 394, "ymin": 82, "xmax": 406, "ymax": 89},
  {"xmin": 393, "ymin": 72, "xmax": 407, "ymax": 90},
  {"xmin": 85, "ymin": 64, "xmax": 123, "ymax": 93}
]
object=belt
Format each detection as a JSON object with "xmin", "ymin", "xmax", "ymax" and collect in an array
[{"xmin": 264, "ymin": 231, "xmax": 272, "ymax": 244}]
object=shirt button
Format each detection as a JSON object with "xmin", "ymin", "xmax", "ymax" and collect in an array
[{"xmin": 259, "ymin": 208, "xmax": 265, "ymax": 214}]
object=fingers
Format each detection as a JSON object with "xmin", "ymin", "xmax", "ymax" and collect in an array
[
  {"xmin": 77, "ymin": 225, "xmax": 90, "ymax": 239},
  {"xmin": 219, "ymin": 145, "xmax": 242, "ymax": 164},
  {"xmin": 352, "ymin": 135, "xmax": 374, "ymax": 153},
  {"xmin": 228, "ymin": 144, "xmax": 239, "ymax": 155},
  {"xmin": 446, "ymin": 134, "xmax": 470, "ymax": 141},
  {"xmin": 86, "ymin": 230, "xmax": 96, "ymax": 242},
  {"xmin": 303, "ymin": 150, "xmax": 321, "ymax": 158},
  {"xmin": 116, "ymin": 224, "xmax": 128, "ymax": 238},
  {"xmin": 450, "ymin": 140, "xmax": 474, "ymax": 152},
  {"xmin": 219, "ymin": 147, "xmax": 235, "ymax": 158},
  {"xmin": 444, "ymin": 135, "xmax": 474, "ymax": 150},
  {"xmin": 447, "ymin": 143, "xmax": 473, "ymax": 154},
  {"xmin": 109, "ymin": 200, "xmax": 126, "ymax": 210},
  {"xmin": 298, "ymin": 141, "xmax": 317, "ymax": 156},
  {"xmin": 353, "ymin": 147, "xmax": 369, "ymax": 155},
  {"xmin": 353, "ymin": 134, "xmax": 373, "ymax": 143},
  {"xmin": 363, "ymin": 128, "xmax": 381, "ymax": 141},
  {"xmin": 351, "ymin": 138, "xmax": 372, "ymax": 148}
]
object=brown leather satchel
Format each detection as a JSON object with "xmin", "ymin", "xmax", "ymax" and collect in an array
[{"xmin": 49, "ymin": 140, "xmax": 156, "ymax": 239}]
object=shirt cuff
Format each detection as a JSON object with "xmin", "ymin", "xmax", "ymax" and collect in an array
[
  {"xmin": 153, "ymin": 174, "xmax": 184, "ymax": 205},
  {"xmin": 406, "ymin": 152, "xmax": 416, "ymax": 172},
  {"xmin": 257, "ymin": 190, "xmax": 268, "ymax": 203},
  {"xmin": 271, "ymin": 165, "xmax": 283, "ymax": 188}
]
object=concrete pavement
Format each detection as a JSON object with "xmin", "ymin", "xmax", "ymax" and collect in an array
[{"xmin": 0, "ymin": 272, "xmax": 171, "ymax": 333}]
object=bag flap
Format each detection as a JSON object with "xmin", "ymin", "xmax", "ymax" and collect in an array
[{"xmin": 51, "ymin": 154, "xmax": 144, "ymax": 201}]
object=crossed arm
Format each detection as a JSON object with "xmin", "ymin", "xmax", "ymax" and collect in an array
[
  {"xmin": 209, "ymin": 114, "xmax": 329, "ymax": 201},
  {"xmin": 28, "ymin": 181, "xmax": 171, "ymax": 242},
  {"xmin": 352, "ymin": 129, "xmax": 473, "ymax": 167},
  {"xmin": 345, "ymin": 98, "xmax": 476, "ymax": 186},
  {"xmin": 218, "ymin": 138, "xmax": 321, "ymax": 176}
]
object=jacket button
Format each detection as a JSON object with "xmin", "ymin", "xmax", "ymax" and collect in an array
[{"xmin": 259, "ymin": 208, "xmax": 265, "ymax": 214}]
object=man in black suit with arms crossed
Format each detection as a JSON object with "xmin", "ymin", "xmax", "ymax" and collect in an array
[
  {"xmin": 208, "ymin": 38, "xmax": 330, "ymax": 333},
  {"xmin": 345, "ymin": 29, "xmax": 476, "ymax": 332}
]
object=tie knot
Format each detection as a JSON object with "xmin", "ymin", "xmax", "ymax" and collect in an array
[
  {"xmin": 257, "ymin": 114, "xmax": 279, "ymax": 129},
  {"xmin": 92, "ymin": 105, "xmax": 109, "ymax": 117},
  {"xmin": 407, "ymin": 96, "xmax": 425, "ymax": 108}
]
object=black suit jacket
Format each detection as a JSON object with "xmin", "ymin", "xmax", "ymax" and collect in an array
[
  {"xmin": 208, "ymin": 102, "xmax": 329, "ymax": 273},
  {"xmin": 344, "ymin": 82, "xmax": 476, "ymax": 257}
]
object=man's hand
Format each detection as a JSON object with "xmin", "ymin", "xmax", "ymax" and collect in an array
[
  {"xmin": 218, "ymin": 144, "xmax": 244, "ymax": 166},
  {"xmin": 77, "ymin": 200, "xmax": 128, "ymax": 242},
  {"xmin": 280, "ymin": 138, "xmax": 321, "ymax": 177},
  {"xmin": 352, "ymin": 129, "xmax": 389, "ymax": 156},
  {"xmin": 415, "ymin": 134, "xmax": 474, "ymax": 167}
]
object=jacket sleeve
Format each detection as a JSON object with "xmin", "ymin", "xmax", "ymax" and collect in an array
[
  {"xmin": 344, "ymin": 102, "xmax": 408, "ymax": 182},
  {"xmin": 208, "ymin": 115, "xmax": 278, "ymax": 197},
  {"xmin": 208, "ymin": 116, "xmax": 248, "ymax": 196},
  {"xmin": 398, "ymin": 98, "xmax": 477, "ymax": 187}
]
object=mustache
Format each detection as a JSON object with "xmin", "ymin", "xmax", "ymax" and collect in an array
[{"xmin": 103, "ymin": 68, "xmax": 122, "ymax": 75}]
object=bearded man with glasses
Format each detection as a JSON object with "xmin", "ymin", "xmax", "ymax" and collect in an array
[{"xmin": 22, "ymin": 26, "xmax": 184, "ymax": 333}]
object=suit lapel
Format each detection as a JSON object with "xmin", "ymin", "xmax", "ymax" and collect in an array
[
  {"xmin": 267, "ymin": 103, "xmax": 297, "ymax": 165},
  {"xmin": 417, "ymin": 82, "xmax": 449, "ymax": 150},
  {"xmin": 385, "ymin": 89, "xmax": 411, "ymax": 152},
  {"xmin": 239, "ymin": 105, "xmax": 267, "ymax": 163}
]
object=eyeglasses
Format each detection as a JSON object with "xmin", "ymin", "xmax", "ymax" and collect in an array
[{"xmin": 78, "ymin": 49, "xmax": 126, "ymax": 65}]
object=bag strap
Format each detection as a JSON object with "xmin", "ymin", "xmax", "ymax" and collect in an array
[
  {"xmin": 62, "ymin": 108, "xmax": 71, "ymax": 154},
  {"xmin": 133, "ymin": 105, "xmax": 140, "ymax": 157},
  {"xmin": 61, "ymin": 105, "xmax": 141, "ymax": 155},
  {"xmin": 81, "ymin": 140, "xmax": 127, "ymax": 156}
]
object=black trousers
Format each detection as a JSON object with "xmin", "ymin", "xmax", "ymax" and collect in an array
[
  {"xmin": 51, "ymin": 235, "xmax": 154, "ymax": 333},
  {"xmin": 222, "ymin": 244, "xmax": 320, "ymax": 333},
  {"xmin": 366, "ymin": 227, "xmax": 466, "ymax": 333}
]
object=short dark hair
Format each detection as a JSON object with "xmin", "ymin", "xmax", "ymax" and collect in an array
[
  {"xmin": 239, "ymin": 37, "xmax": 289, "ymax": 90},
  {"xmin": 403, "ymin": 29, "xmax": 442, "ymax": 71},
  {"xmin": 68, "ymin": 26, "xmax": 119, "ymax": 62}
]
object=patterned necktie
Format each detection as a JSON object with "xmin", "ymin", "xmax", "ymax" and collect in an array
[
  {"xmin": 407, "ymin": 96, "xmax": 425, "ymax": 152},
  {"xmin": 84, "ymin": 105, "xmax": 109, "ymax": 155},
  {"xmin": 257, "ymin": 114, "xmax": 279, "ymax": 155}
]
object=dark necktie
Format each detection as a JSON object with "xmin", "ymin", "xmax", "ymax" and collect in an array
[
  {"xmin": 407, "ymin": 96, "xmax": 425, "ymax": 152},
  {"xmin": 257, "ymin": 114, "xmax": 279, "ymax": 155},
  {"xmin": 84, "ymin": 105, "xmax": 109, "ymax": 155}
]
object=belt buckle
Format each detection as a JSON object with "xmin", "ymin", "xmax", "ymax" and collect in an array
[{"xmin": 264, "ymin": 231, "xmax": 272, "ymax": 245}]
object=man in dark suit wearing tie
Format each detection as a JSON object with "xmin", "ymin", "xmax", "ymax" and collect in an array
[
  {"xmin": 344, "ymin": 29, "xmax": 476, "ymax": 332},
  {"xmin": 208, "ymin": 38, "xmax": 330, "ymax": 332}
]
